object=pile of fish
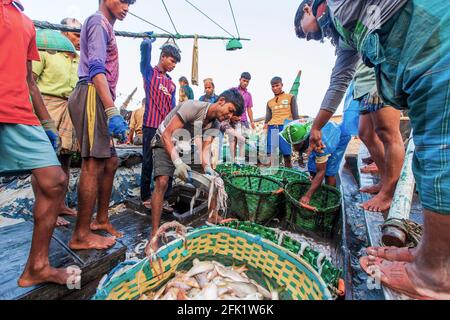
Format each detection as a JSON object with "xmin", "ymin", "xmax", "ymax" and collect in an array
[{"xmin": 139, "ymin": 259, "xmax": 278, "ymax": 300}]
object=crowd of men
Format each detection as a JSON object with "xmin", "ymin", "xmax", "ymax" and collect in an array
[{"xmin": 0, "ymin": 0, "xmax": 448, "ymax": 299}]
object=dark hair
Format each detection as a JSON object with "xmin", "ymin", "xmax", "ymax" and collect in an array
[
  {"xmin": 294, "ymin": 0, "xmax": 312, "ymax": 39},
  {"xmin": 160, "ymin": 44, "xmax": 181, "ymax": 63},
  {"xmin": 271, "ymin": 77, "xmax": 282, "ymax": 85},
  {"xmin": 99, "ymin": 0, "xmax": 136, "ymax": 5},
  {"xmin": 218, "ymin": 89, "xmax": 245, "ymax": 117},
  {"xmin": 179, "ymin": 76, "xmax": 189, "ymax": 84},
  {"xmin": 295, "ymin": 134, "xmax": 310, "ymax": 153},
  {"xmin": 240, "ymin": 72, "xmax": 251, "ymax": 80}
]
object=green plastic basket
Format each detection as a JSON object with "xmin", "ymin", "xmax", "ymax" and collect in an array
[
  {"xmin": 219, "ymin": 221, "xmax": 343, "ymax": 296},
  {"xmin": 36, "ymin": 29, "xmax": 77, "ymax": 54},
  {"xmin": 261, "ymin": 167, "xmax": 309, "ymax": 185},
  {"xmin": 225, "ymin": 174, "xmax": 284, "ymax": 224},
  {"xmin": 216, "ymin": 163, "xmax": 261, "ymax": 177},
  {"xmin": 284, "ymin": 181, "xmax": 341, "ymax": 236}
]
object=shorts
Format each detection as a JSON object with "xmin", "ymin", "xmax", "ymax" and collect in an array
[
  {"xmin": 0, "ymin": 124, "xmax": 60, "ymax": 175},
  {"xmin": 358, "ymin": 94, "xmax": 387, "ymax": 115},
  {"xmin": 68, "ymin": 83, "xmax": 116, "ymax": 158},
  {"xmin": 266, "ymin": 124, "xmax": 292, "ymax": 156},
  {"xmin": 373, "ymin": 0, "xmax": 450, "ymax": 214}
]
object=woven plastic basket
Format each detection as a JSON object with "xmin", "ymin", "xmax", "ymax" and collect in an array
[
  {"xmin": 216, "ymin": 163, "xmax": 261, "ymax": 177},
  {"xmin": 92, "ymin": 226, "xmax": 333, "ymax": 300},
  {"xmin": 219, "ymin": 220, "xmax": 343, "ymax": 297},
  {"xmin": 284, "ymin": 181, "xmax": 341, "ymax": 236},
  {"xmin": 225, "ymin": 174, "xmax": 284, "ymax": 224},
  {"xmin": 261, "ymin": 167, "xmax": 309, "ymax": 185}
]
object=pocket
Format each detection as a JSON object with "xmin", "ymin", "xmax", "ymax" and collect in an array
[{"xmin": 361, "ymin": 33, "xmax": 386, "ymax": 68}]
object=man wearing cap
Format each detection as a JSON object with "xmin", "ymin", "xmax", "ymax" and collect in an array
[
  {"xmin": 281, "ymin": 121, "xmax": 351, "ymax": 205},
  {"xmin": 178, "ymin": 76, "xmax": 194, "ymax": 104},
  {"xmin": 33, "ymin": 17, "xmax": 82, "ymax": 226},
  {"xmin": 264, "ymin": 77, "xmax": 299, "ymax": 168},
  {"xmin": 231, "ymin": 72, "xmax": 255, "ymax": 162}
]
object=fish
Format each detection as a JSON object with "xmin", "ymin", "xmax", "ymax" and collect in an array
[
  {"xmin": 195, "ymin": 273, "xmax": 209, "ymax": 288},
  {"xmin": 214, "ymin": 264, "xmax": 249, "ymax": 283},
  {"xmin": 249, "ymin": 279, "xmax": 272, "ymax": 299},
  {"xmin": 185, "ymin": 260, "xmax": 215, "ymax": 277},
  {"xmin": 218, "ymin": 281, "xmax": 259, "ymax": 298},
  {"xmin": 193, "ymin": 282, "xmax": 219, "ymax": 300}
]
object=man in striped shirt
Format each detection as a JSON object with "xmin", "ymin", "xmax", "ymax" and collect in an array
[{"xmin": 140, "ymin": 37, "xmax": 180, "ymax": 208}]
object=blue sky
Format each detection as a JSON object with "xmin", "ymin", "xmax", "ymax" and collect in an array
[{"xmin": 24, "ymin": 0, "xmax": 342, "ymax": 118}]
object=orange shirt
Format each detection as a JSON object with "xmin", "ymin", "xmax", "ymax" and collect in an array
[{"xmin": 0, "ymin": 1, "xmax": 40, "ymax": 125}]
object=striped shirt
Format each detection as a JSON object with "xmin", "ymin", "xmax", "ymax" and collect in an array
[{"xmin": 140, "ymin": 39, "xmax": 176, "ymax": 128}]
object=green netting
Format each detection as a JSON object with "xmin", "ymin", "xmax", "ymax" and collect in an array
[
  {"xmin": 219, "ymin": 221, "xmax": 342, "ymax": 296},
  {"xmin": 225, "ymin": 174, "xmax": 284, "ymax": 224},
  {"xmin": 284, "ymin": 181, "xmax": 341, "ymax": 236},
  {"xmin": 216, "ymin": 163, "xmax": 261, "ymax": 177},
  {"xmin": 36, "ymin": 29, "xmax": 77, "ymax": 53},
  {"xmin": 261, "ymin": 167, "xmax": 309, "ymax": 185}
]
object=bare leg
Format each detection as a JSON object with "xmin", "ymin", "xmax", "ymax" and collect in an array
[
  {"xmin": 91, "ymin": 156, "xmax": 123, "ymax": 238},
  {"xmin": 362, "ymin": 107, "xmax": 404, "ymax": 212},
  {"xmin": 325, "ymin": 176, "xmax": 337, "ymax": 187},
  {"xmin": 358, "ymin": 114, "xmax": 385, "ymax": 196},
  {"xmin": 18, "ymin": 166, "xmax": 71, "ymax": 287},
  {"xmin": 145, "ymin": 175, "xmax": 169, "ymax": 254},
  {"xmin": 58, "ymin": 154, "xmax": 77, "ymax": 217},
  {"xmin": 229, "ymin": 136, "xmax": 237, "ymax": 162},
  {"xmin": 69, "ymin": 158, "xmax": 116, "ymax": 250},
  {"xmin": 283, "ymin": 156, "xmax": 292, "ymax": 168}
]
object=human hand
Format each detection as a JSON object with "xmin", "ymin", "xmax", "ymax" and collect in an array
[
  {"xmin": 41, "ymin": 119, "xmax": 60, "ymax": 152},
  {"xmin": 204, "ymin": 165, "xmax": 218, "ymax": 177},
  {"xmin": 105, "ymin": 107, "xmax": 129, "ymax": 143},
  {"xmin": 174, "ymin": 158, "xmax": 192, "ymax": 182},
  {"xmin": 309, "ymin": 127, "xmax": 325, "ymax": 153},
  {"xmin": 300, "ymin": 195, "xmax": 311, "ymax": 205}
]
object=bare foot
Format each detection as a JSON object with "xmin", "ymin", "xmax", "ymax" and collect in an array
[
  {"xmin": 360, "ymin": 184, "xmax": 382, "ymax": 194},
  {"xmin": 56, "ymin": 216, "xmax": 70, "ymax": 227},
  {"xmin": 366, "ymin": 246, "xmax": 416, "ymax": 262},
  {"xmin": 69, "ymin": 232, "xmax": 116, "ymax": 250},
  {"xmin": 360, "ymin": 193, "xmax": 392, "ymax": 212},
  {"xmin": 18, "ymin": 265, "xmax": 73, "ymax": 287},
  {"xmin": 360, "ymin": 163, "xmax": 379, "ymax": 174},
  {"xmin": 90, "ymin": 220, "xmax": 123, "ymax": 238},
  {"xmin": 60, "ymin": 206, "xmax": 77, "ymax": 217}
]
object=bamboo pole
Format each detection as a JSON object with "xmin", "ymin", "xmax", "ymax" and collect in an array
[
  {"xmin": 381, "ymin": 135, "xmax": 416, "ymax": 247},
  {"xmin": 33, "ymin": 20, "xmax": 250, "ymax": 41}
]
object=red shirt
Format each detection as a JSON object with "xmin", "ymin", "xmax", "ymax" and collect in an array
[{"xmin": 0, "ymin": 1, "xmax": 40, "ymax": 125}]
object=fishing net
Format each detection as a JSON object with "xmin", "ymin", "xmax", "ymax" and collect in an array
[
  {"xmin": 225, "ymin": 174, "xmax": 284, "ymax": 224},
  {"xmin": 260, "ymin": 167, "xmax": 309, "ymax": 185},
  {"xmin": 92, "ymin": 226, "xmax": 333, "ymax": 300},
  {"xmin": 284, "ymin": 181, "xmax": 341, "ymax": 236},
  {"xmin": 219, "ymin": 220, "xmax": 343, "ymax": 297}
]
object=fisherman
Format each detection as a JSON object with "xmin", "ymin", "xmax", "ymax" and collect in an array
[
  {"xmin": 264, "ymin": 77, "xmax": 299, "ymax": 168},
  {"xmin": 128, "ymin": 98, "xmax": 145, "ymax": 145},
  {"xmin": 0, "ymin": 0, "xmax": 70, "ymax": 286},
  {"xmin": 32, "ymin": 17, "xmax": 82, "ymax": 227},
  {"xmin": 230, "ymin": 72, "xmax": 255, "ymax": 163},
  {"xmin": 67, "ymin": 0, "xmax": 135, "ymax": 250},
  {"xmin": 146, "ymin": 89, "xmax": 244, "ymax": 253},
  {"xmin": 178, "ymin": 76, "xmax": 194, "ymax": 103},
  {"xmin": 139, "ymin": 36, "xmax": 180, "ymax": 212},
  {"xmin": 351, "ymin": 62, "xmax": 405, "ymax": 213},
  {"xmin": 281, "ymin": 121, "xmax": 351, "ymax": 205},
  {"xmin": 295, "ymin": 0, "xmax": 450, "ymax": 299},
  {"xmin": 199, "ymin": 78, "xmax": 219, "ymax": 103}
]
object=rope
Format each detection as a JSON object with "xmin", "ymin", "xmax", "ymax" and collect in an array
[
  {"xmin": 161, "ymin": 0, "xmax": 180, "ymax": 35},
  {"xmin": 184, "ymin": 0, "xmax": 236, "ymax": 38},
  {"xmin": 128, "ymin": 11, "xmax": 175, "ymax": 37},
  {"xmin": 228, "ymin": 0, "xmax": 241, "ymax": 39}
]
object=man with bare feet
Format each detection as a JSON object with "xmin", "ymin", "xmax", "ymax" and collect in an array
[
  {"xmin": 295, "ymin": 0, "xmax": 450, "ymax": 299},
  {"xmin": 352, "ymin": 62, "xmax": 405, "ymax": 213},
  {"xmin": 33, "ymin": 17, "xmax": 83, "ymax": 227},
  {"xmin": 68, "ymin": 0, "xmax": 137, "ymax": 250},
  {"xmin": 146, "ymin": 89, "xmax": 244, "ymax": 254},
  {"xmin": 0, "ymin": 0, "xmax": 71, "ymax": 287}
]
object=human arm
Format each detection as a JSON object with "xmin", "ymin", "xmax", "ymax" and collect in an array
[
  {"xmin": 264, "ymin": 103, "xmax": 272, "ymax": 130},
  {"xmin": 301, "ymin": 161, "xmax": 327, "ymax": 205},
  {"xmin": 140, "ymin": 36, "xmax": 156, "ymax": 80}
]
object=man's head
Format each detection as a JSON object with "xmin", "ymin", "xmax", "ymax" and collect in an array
[
  {"xmin": 179, "ymin": 76, "xmax": 189, "ymax": 87},
  {"xmin": 294, "ymin": 0, "xmax": 321, "ymax": 41},
  {"xmin": 239, "ymin": 72, "xmax": 251, "ymax": 90},
  {"xmin": 213, "ymin": 89, "xmax": 245, "ymax": 122},
  {"xmin": 100, "ymin": 0, "xmax": 135, "ymax": 21},
  {"xmin": 60, "ymin": 18, "xmax": 82, "ymax": 51},
  {"xmin": 159, "ymin": 43, "xmax": 180, "ymax": 73},
  {"xmin": 203, "ymin": 78, "xmax": 215, "ymax": 96},
  {"xmin": 271, "ymin": 77, "xmax": 283, "ymax": 95},
  {"xmin": 293, "ymin": 135, "xmax": 310, "ymax": 154}
]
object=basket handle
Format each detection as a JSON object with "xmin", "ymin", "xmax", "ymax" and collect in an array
[
  {"xmin": 272, "ymin": 188, "xmax": 284, "ymax": 195},
  {"xmin": 300, "ymin": 202, "xmax": 318, "ymax": 212},
  {"xmin": 149, "ymin": 221, "xmax": 188, "ymax": 254}
]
